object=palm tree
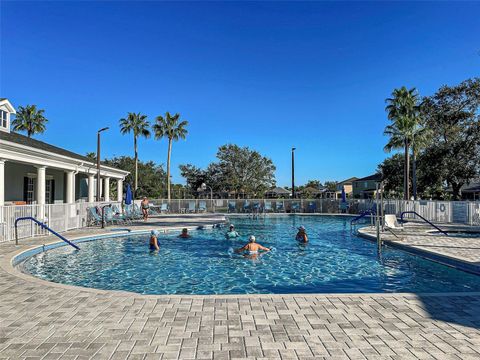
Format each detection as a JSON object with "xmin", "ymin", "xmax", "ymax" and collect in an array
[
  {"xmin": 384, "ymin": 87, "xmax": 422, "ymax": 200},
  {"xmin": 153, "ymin": 112, "xmax": 188, "ymax": 201},
  {"xmin": 11, "ymin": 105, "xmax": 48, "ymax": 138},
  {"xmin": 119, "ymin": 113, "xmax": 151, "ymax": 195}
]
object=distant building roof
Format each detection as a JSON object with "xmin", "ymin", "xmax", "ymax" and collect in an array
[
  {"xmin": 354, "ymin": 173, "xmax": 382, "ymax": 182},
  {"xmin": 265, "ymin": 186, "xmax": 290, "ymax": 195},
  {"xmin": 338, "ymin": 177, "xmax": 359, "ymax": 185}
]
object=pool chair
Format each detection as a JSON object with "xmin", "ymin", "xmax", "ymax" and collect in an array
[
  {"xmin": 160, "ymin": 203, "xmax": 169, "ymax": 213},
  {"xmin": 133, "ymin": 203, "xmax": 145, "ymax": 217},
  {"xmin": 307, "ymin": 202, "xmax": 317, "ymax": 213},
  {"xmin": 252, "ymin": 201, "xmax": 261, "ymax": 213},
  {"xmin": 198, "ymin": 201, "xmax": 207, "ymax": 213},
  {"xmin": 275, "ymin": 201, "xmax": 285, "ymax": 213},
  {"xmin": 243, "ymin": 201, "xmax": 251, "ymax": 213},
  {"xmin": 384, "ymin": 215, "xmax": 404, "ymax": 232},
  {"xmin": 264, "ymin": 201, "xmax": 273, "ymax": 213},
  {"xmin": 104, "ymin": 206, "xmax": 126, "ymax": 225},
  {"xmin": 125, "ymin": 204, "xmax": 142, "ymax": 220},
  {"xmin": 228, "ymin": 201, "xmax": 236, "ymax": 213},
  {"xmin": 188, "ymin": 201, "xmax": 196, "ymax": 213},
  {"xmin": 87, "ymin": 207, "xmax": 102, "ymax": 226},
  {"xmin": 112, "ymin": 204, "xmax": 132, "ymax": 223},
  {"xmin": 291, "ymin": 202, "xmax": 301, "ymax": 213}
]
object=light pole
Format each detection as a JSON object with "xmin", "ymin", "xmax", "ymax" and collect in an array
[
  {"xmin": 291, "ymin": 147, "xmax": 296, "ymax": 199},
  {"xmin": 96, "ymin": 127, "xmax": 109, "ymax": 202}
]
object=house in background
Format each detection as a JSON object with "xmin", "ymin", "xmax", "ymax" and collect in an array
[
  {"xmin": 335, "ymin": 177, "xmax": 358, "ymax": 198},
  {"xmin": 352, "ymin": 174, "xmax": 382, "ymax": 199},
  {"xmin": 0, "ymin": 98, "xmax": 129, "ymax": 206}
]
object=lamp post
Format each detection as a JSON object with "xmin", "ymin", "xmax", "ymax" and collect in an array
[
  {"xmin": 96, "ymin": 127, "xmax": 109, "ymax": 202},
  {"xmin": 291, "ymin": 147, "xmax": 296, "ymax": 199}
]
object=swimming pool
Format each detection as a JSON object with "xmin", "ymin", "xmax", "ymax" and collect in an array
[{"xmin": 19, "ymin": 216, "xmax": 480, "ymax": 295}]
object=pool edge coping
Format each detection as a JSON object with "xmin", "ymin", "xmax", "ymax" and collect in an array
[{"xmin": 3, "ymin": 220, "xmax": 480, "ymax": 299}]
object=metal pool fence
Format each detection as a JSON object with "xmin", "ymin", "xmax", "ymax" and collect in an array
[{"xmin": 1, "ymin": 198, "xmax": 479, "ymax": 243}]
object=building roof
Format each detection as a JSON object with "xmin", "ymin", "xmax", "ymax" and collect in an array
[
  {"xmin": 338, "ymin": 177, "xmax": 358, "ymax": 185},
  {"xmin": 1, "ymin": 131, "xmax": 95, "ymax": 163},
  {"xmin": 354, "ymin": 173, "xmax": 382, "ymax": 182},
  {"xmin": 265, "ymin": 186, "xmax": 290, "ymax": 195}
]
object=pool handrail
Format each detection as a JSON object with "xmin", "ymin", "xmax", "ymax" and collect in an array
[
  {"xmin": 400, "ymin": 211, "xmax": 449, "ymax": 236},
  {"xmin": 14, "ymin": 216, "xmax": 81, "ymax": 250},
  {"xmin": 350, "ymin": 209, "xmax": 375, "ymax": 225}
]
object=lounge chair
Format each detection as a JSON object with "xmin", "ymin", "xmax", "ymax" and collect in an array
[
  {"xmin": 243, "ymin": 201, "xmax": 251, "ymax": 213},
  {"xmin": 188, "ymin": 201, "xmax": 196, "ymax": 213},
  {"xmin": 228, "ymin": 201, "xmax": 236, "ymax": 213},
  {"xmin": 291, "ymin": 202, "xmax": 301, "ymax": 213},
  {"xmin": 88, "ymin": 207, "xmax": 102, "ymax": 226},
  {"xmin": 275, "ymin": 201, "xmax": 285, "ymax": 213},
  {"xmin": 198, "ymin": 201, "xmax": 207, "ymax": 213},
  {"xmin": 252, "ymin": 201, "xmax": 261, "ymax": 213},
  {"xmin": 384, "ymin": 215, "xmax": 403, "ymax": 231},
  {"xmin": 104, "ymin": 207, "xmax": 126, "ymax": 225},
  {"xmin": 307, "ymin": 202, "xmax": 317, "ymax": 213},
  {"xmin": 125, "ymin": 204, "xmax": 142, "ymax": 220},
  {"xmin": 160, "ymin": 203, "xmax": 169, "ymax": 213},
  {"xmin": 264, "ymin": 201, "xmax": 273, "ymax": 213}
]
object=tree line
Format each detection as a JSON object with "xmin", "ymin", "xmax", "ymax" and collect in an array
[{"xmin": 380, "ymin": 77, "xmax": 480, "ymax": 200}]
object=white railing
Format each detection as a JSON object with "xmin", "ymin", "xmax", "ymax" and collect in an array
[
  {"xmin": 1, "ymin": 198, "xmax": 479, "ymax": 243},
  {"xmin": 0, "ymin": 201, "xmax": 120, "ymax": 243}
]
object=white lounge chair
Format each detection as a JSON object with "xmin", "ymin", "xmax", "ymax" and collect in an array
[{"xmin": 384, "ymin": 215, "xmax": 403, "ymax": 230}]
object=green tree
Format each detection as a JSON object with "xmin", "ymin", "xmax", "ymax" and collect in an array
[
  {"xmin": 304, "ymin": 180, "xmax": 322, "ymax": 189},
  {"xmin": 85, "ymin": 152, "xmax": 96, "ymax": 162},
  {"xmin": 11, "ymin": 104, "xmax": 48, "ymax": 138},
  {"xmin": 378, "ymin": 154, "xmax": 409, "ymax": 197},
  {"xmin": 324, "ymin": 181, "xmax": 338, "ymax": 192},
  {"xmin": 216, "ymin": 144, "xmax": 276, "ymax": 198},
  {"xmin": 103, "ymin": 156, "xmax": 166, "ymax": 198},
  {"xmin": 421, "ymin": 78, "xmax": 480, "ymax": 199},
  {"xmin": 119, "ymin": 112, "xmax": 151, "ymax": 196},
  {"xmin": 384, "ymin": 87, "xmax": 422, "ymax": 200},
  {"xmin": 153, "ymin": 112, "xmax": 188, "ymax": 201}
]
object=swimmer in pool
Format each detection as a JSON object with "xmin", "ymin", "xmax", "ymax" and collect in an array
[
  {"xmin": 226, "ymin": 224, "xmax": 240, "ymax": 239},
  {"xmin": 179, "ymin": 228, "xmax": 191, "ymax": 239},
  {"xmin": 149, "ymin": 230, "xmax": 160, "ymax": 250},
  {"xmin": 236, "ymin": 235, "xmax": 270, "ymax": 254},
  {"xmin": 295, "ymin": 226, "xmax": 308, "ymax": 243}
]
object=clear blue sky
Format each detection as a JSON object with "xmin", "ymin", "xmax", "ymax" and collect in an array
[{"xmin": 1, "ymin": 1, "xmax": 479, "ymax": 186}]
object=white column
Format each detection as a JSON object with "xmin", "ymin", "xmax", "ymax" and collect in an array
[
  {"xmin": 88, "ymin": 174, "xmax": 95, "ymax": 203},
  {"xmin": 117, "ymin": 179, "xmax": 123, "ymax": 202},
  {"xmin": 99, "ymin": 178, "xmax": 103, "ymax": 199},
  {"xmin": 0, "ymin": 160, "xmax": 5, "ymax": 206},
  {"xmin": 104, "ymin": 177, "xmax": 110, "ymax": 202},
  {"xmin": 36, "ymin": 166, "xmax": 46, "ymax": 205},
  {"xmin": 65, "ymin": 170, "xmax": 75, "ymax": 204}
]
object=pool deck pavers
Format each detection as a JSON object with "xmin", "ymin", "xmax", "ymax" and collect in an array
[{"xmin": 1, "ymin": 215, "xmax": 480, "ymax": 359}]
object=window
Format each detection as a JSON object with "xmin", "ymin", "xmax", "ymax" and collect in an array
[
  {"xmin": 0, "ymin": 110, "xmax": 7, "ymax": 128},
  {"xmin": 24, "ymin": 177, "xmax": 35, "ymax": 204}
]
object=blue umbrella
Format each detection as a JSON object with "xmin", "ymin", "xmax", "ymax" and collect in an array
[
  {"xmin": 125, "ymin": 184, "xmax": 133, "ymax": 205},
  {"xmin": 341, "ymin": 186, "xmax": 347, "ymax": 202}
]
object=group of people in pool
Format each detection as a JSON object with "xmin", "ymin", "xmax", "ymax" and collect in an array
[{"xmin": 149, "ymin": 223, "xmax": 309, "ymax": 253}]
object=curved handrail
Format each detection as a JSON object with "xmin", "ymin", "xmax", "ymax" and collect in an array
[
  {"xmin": 400, "ymin": 211, "xmax": 449, "ymax": 236},
  {"xmin": 14, "ymin": 217, "xmax": 81, "ymax": 250},
  {"xmin": 351, "ymin": 209, "xmax": 375, "ymax": 225}
]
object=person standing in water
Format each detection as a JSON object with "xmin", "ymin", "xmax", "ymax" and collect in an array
[
  {"xmin": 236, "ymin": 235, "xmax": 270, "ymax": 254},
  {"xmin": 149, "ymin": 230, "xmax": 160, "ymax": 250},
  {"xmin": 295, "ymin": 226, "xmax": 308, "ymax": 243},
  {"xmin": 179, "ymin": 228, "xmax": 191, "ymax": 238},
  {"xmin": 226, "ymin": 224, "xmax": 240, "ymax": 239}
]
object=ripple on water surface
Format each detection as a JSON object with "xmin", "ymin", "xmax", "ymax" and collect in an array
[{"xmin": 21, "ymin": 216, "xmax": 480, "ymax": 294}]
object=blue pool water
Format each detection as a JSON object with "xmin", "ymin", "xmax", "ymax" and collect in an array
[{"xmin": 20, "ymin": 216, "xmax": 480, "ymax": 295}]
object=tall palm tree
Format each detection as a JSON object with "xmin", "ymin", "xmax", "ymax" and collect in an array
[
  {"xmin": 384, "ymin": 87, "xmax": 422, "ymax": 200},
  {"xmin": 119, "ymin": 113, "xmax": 151, "ymax": 195},
  {"xmin": 153, "ymin": 112, "xmax": 188, "ymax": 201},
  {"xmin": 11, "ymin": 105, "xmax": 48, "ymax": 138}
]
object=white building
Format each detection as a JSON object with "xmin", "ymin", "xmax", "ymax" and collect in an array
[{"xmin": 0, "ymin": 98, "xmax": 129, "ymax": 206}]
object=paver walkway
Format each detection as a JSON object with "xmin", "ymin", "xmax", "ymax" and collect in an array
[{"xmin": 1, "ymin": 217, "xmax": 480, "ymax": 359}]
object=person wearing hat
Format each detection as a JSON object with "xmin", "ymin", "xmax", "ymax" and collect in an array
[
  {"xmin": 295, "ymin": 226, "xmax": 308, "ymax": 243},
  {"xmin": 149, "ymin": 230, "xmax": 160, "ymax": 250},
  {"xmin": 226, "ymin": 224, "xmax": 240, "ymax": 239},
  {"xmin": 236, "ymin": 235, "xmax": 271, "ymax": 255}
]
